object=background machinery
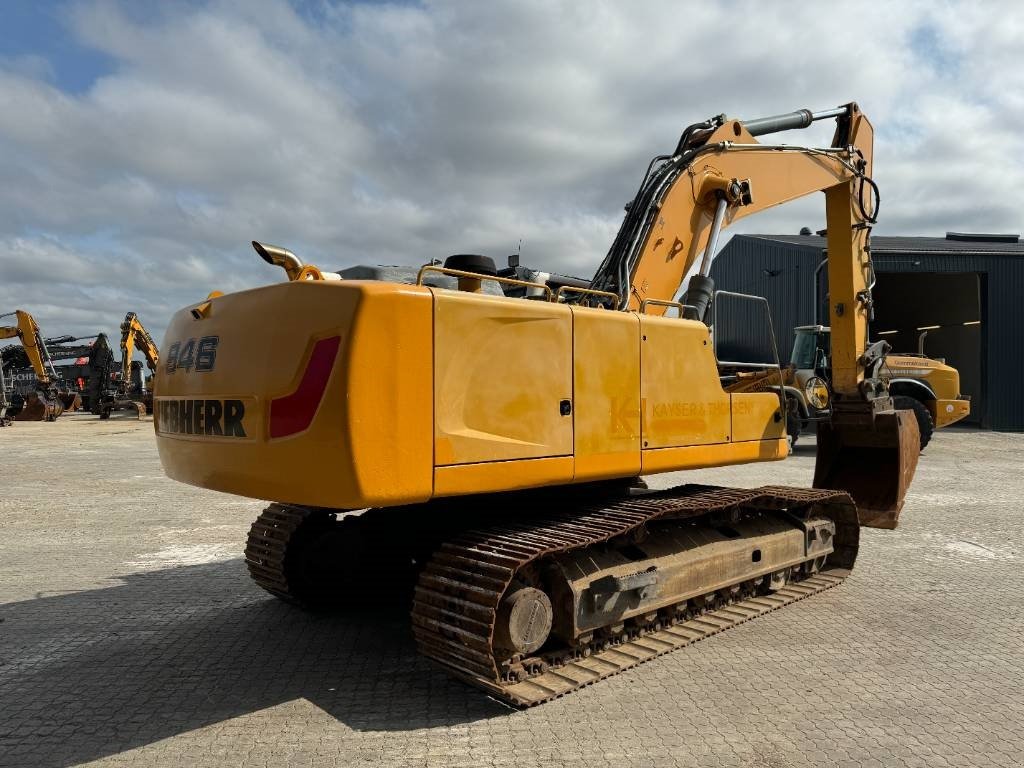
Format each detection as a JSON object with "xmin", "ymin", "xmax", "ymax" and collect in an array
[
  {"xmin": 787, "ymin": 325, "xmax": 968, "ymax": 448},
  {"xmin": 154, "ymin": 103, "xmax": 920, "ymax": 705},
  {"xmin": 97, "ymin": 312, "xmax": 160, "ymax": 419},
  {"xmin": 47, "ymin": 333, "xmax": 114, "ymax": 413},
  {"xmin": 728, "ymin": 324, "xmax": 970, "ymax": 449},
  {"xmin": 0, "ymin": 310, "xmax": 81, "ymax": 421}
]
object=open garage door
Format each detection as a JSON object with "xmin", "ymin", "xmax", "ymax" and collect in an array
[{"xmin": 870, "ymin": 272, "xmax": 984, "ymax": 425}]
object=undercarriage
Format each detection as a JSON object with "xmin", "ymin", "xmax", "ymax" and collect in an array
[{"xmin": 243, "ymin": 483, "xmax": 858, "ymax": 707}]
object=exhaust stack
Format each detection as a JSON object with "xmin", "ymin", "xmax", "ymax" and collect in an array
[{"xmin": 253, "ymin": 241, "xmax": 305, "ymax": 281}]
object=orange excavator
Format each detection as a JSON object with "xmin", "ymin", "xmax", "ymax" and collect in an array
[
  {"xmin": 0, "ymin": 310, "xmax": 82, "ymax": 421},
  {"xmin": 154, "ymin": 102, "xmax": 918, "ymax": 706}
]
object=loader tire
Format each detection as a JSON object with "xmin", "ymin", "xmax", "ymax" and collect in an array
[{"xmin": 893, "ymin": 395, "xmax": 933, "ymax": 451}]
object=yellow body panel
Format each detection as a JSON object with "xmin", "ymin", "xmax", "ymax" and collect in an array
[
  {"xmin": 155, "ymin": 281, "xmax": 787, "ymax": 509},
  {"xmin": 642, "ymin": 438, "xmax": 787, "ymax": 474},
  {"xmin": 572, "ymin": 307, "xmax": 641, "ymax": 481},
  {"xmin": 730, "ymin": 392, "xmax": 786, "ymax": 442},
  {"xmin": 435, "ymin": 456, "xmax": 575, "ymax": 496},
  {"xmin": 433, "ymin": 292, "xmax": 572, "ymax": 465},
  {"xmin": 929, "ymin": 398, "xmax": 971, "ymax": 428},
  {"xmin": 640, "ymin": 316, "xmax": 730, "ymax": 447},
  {"xmin": 156, "ymin": 281, "xmax": 434, "ymax": 508}
]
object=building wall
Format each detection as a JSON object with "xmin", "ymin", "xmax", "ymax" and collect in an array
[{"xmin": 709, "ymin": 237, "xmax": 824, "ymax": 364}]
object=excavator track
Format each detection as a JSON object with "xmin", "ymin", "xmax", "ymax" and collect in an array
[
  {"xmin": 245, "ymin": 503, "xmax": 417, "ymax": 607},
  {"xmin": 245, "ymin": 503, "xmax": 309, "ymax": 602},
  {"xmin": 243, "ymin": 485, "xmax": 858, "ymax": 707},
  {"xmin": 411, "ymin": 484, "xmax": 858, "ymax": 707}
]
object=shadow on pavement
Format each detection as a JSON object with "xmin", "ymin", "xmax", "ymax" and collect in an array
[
  {"xmin": 790, "ymin": 441, "xmax": 818, "ymax": 456},
  {"xmin": 0, "ymin": 558, "xmax": 509, "ymax": 768}
]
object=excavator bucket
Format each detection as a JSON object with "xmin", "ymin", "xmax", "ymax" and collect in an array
[
  {"xmin": 14, "ymin": 391, "xmax": 63, "ymax": 422},
  {"xmin": 814, "ymin": 408, "xmax": 919, "ymax": 529},
  {"xmin": 59, "ymin": 392, "xmax": 82, "ymax": 412}
]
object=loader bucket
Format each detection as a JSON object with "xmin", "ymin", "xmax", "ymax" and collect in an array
[
  {"xmin": 813, "ymin": 409, "xmax": 919, "ymax": 529},
  {"xmin": 14, "ymin": 391, "xmax": 63, "ymax": 422}
]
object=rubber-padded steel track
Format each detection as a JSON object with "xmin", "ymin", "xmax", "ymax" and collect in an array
[{"xmin": 411, "ymin": 484, "xmax": 858, "ymax": 707}]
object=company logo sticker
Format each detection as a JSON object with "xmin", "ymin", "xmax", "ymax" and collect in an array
[{"xmin": 156, "ymin": 398, "xmax": 250, "ymax": 439}]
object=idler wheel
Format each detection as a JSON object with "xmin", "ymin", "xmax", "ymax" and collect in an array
[{"xmin": 493, "ymin": 585, "xmax": 552, "ymax": 657}]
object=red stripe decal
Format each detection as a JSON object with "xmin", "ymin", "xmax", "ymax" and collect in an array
[{"xmin": 268, "ymin": 336, "xmax": 341, "ymax": 439}]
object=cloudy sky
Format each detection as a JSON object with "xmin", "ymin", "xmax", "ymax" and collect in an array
[{"xmin": 1, "ymin": 0, "xmax": 1021, "ymax": 346}]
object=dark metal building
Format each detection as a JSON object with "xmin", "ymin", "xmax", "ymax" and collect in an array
[{"xmin": 710, "ymin": 232, "xmax": 1024, "ymax": 431}]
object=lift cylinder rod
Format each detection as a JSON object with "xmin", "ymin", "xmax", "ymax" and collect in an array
[{"xmin": 742, "ymin": 106, "xmax": 848, "ymax": 137}]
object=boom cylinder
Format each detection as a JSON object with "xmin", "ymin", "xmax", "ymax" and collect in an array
[
  {"xmin": 698, "ymin": 196, "xmax": 729, "ymax": 276},
  {"xmin": 682, "ymin": 194, "xmax": 729, "ymax": 322},
  {"xmin": 742, "ymin": 106, "xmax": 849, "ymax": 137}
]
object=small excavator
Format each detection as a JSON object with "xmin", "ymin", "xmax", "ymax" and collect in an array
[
  {"xmin": 154, "ymin": 102, "xmax": 919, "ymax": 706},
  {"xmin": 97, "ymin": 312, "xmax": 160, "ymax": 419},
  {"xmin": 0, "ymin": 310, "xmax": 83, "ymax": 421}
]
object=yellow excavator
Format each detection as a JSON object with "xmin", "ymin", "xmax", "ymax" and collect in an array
[
  {"xmin": 0, "ymin": 310, "xmax": 82, "ymax": 421},
  {"xmin": 98, "ymin": 312, "xmax": 160, "ymax": 419},
  {"xmin": 155, "ymin": 102, "xmax": 919, "ymax": 706}
]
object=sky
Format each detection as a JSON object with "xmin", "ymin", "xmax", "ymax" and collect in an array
[{"xmin": 1, "ymin": 0, "xmax": 1022, "ymax": 346}]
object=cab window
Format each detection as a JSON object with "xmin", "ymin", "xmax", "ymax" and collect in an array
[{"xmin": 790, "ymin": 332, "xmax": 818, "ymax": 369}]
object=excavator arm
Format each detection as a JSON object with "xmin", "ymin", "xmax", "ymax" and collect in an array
[
  {"xmin": 120, "ymin": 312, "xmax": 160, "ymax": 384},
  {"xmin": 592, "ymin": 103, "xmax": 917, "ymax": 527},
  {"xmin": 0, "ymin": 310, "xmax": 57, "ymax": 386},
  {"xmin": 0, "ymin": 309, "xmax": 72, "ymax": 420},
  {"xmin": 593, "ymin": 104, "xmax": 874, "ymax": 389}
]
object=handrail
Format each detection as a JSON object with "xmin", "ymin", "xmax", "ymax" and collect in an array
[
  {"xmin": 638, "ymin": 298, "xmax": 698, "ymax": 317},
  {"xmin": 415, "ymin": 265, "xmax": 554, "ymax": 300},
  {"xmin": 556, "ymin": 285, "xmax": 620, "ymax": 307},
  {"xmin": 712, "ymin": 290, "xmax": 787, "ymax": 420}
]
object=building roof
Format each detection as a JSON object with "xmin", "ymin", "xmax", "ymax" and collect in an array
[{"xmin": 739, "ymin": 233, "xmax": 1024, "ymax": 256}]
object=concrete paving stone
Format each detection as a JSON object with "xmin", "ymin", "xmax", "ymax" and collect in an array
[{"xmin": 1, "ymin": 420, "xmax": 1022, "ymax": 767}]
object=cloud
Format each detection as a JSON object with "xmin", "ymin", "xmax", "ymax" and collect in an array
[{"xmin": 0, "ymin": 0, "xmax": 1021, "ymax": 347}]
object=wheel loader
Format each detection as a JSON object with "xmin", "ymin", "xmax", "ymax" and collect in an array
[
  {"xmin": 155, "ymin": 102, "xmax": 920, "ymax": 706},
  {"xmin": 729, "ymin": 324, "xmax": 970, "ymax": 449}
]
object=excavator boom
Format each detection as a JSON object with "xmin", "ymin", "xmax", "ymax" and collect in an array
[
  {"xmin": 93, "ymin": 312, "xmax": 160, "ymax": 419},
  {"xmin": 120, "ymin": 312, "xmax": 160, "ymax": 382},
  {"xmin": 590, "ymin": 102, "xmax": 917, "ymax": 526},
  {"xmin": 0, "ymin": 310, "xmax": 56, "ymax": 386}
]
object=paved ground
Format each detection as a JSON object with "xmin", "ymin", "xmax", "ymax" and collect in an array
[{"xmin": 1, "ymin": 416, "xmax": 1022, "ymax": 767}]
